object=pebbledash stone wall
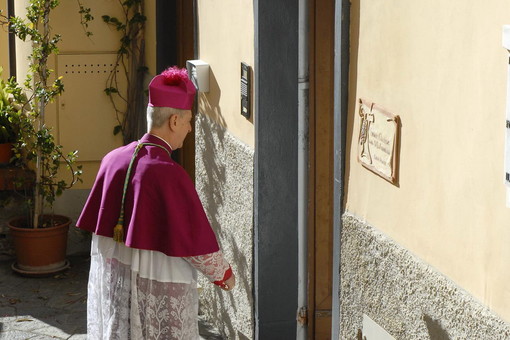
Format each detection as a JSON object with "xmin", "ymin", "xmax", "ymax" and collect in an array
[
  {"xmin": 194, "ymin": 112, "xmax": 254, "ymax": 340},
  {"xmin": 340, "ymin": 213, "xmax": 510, "ymax": 339}
]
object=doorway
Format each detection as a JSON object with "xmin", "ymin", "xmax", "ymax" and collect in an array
[{"xmin": 156, "ymin": 0, "xmax": 195, "ymax": 178}]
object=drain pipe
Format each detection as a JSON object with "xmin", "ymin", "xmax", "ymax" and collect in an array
[{"xmin": 297, "ymin": 0, "xmax": 309, "ymax": 339}]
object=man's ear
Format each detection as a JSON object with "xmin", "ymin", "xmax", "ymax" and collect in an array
[{"xmin": 167, "ymin": 114, "xmax": 178, "ymax": 131}]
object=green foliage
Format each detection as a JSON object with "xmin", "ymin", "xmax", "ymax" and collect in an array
[
  {"xmin": 104, "ymin": 87, "xmax": 119, "ymax": 96},
  {"xmin": 0, "ymin": 69, "xmax": 18, "ymax": 144},
  {"xmin": 113, "ymin": 124, "xmax": 122, "ymax": 136},
  {"xmin": 77, "ymin": 0, "xmax": 94, "ymax": 37},
  {"xmin": 0, "ymin": 0, "xmax": 82, "ymax": 226}
]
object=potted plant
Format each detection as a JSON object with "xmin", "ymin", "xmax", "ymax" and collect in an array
[{"xmin": 1, "ymin": 0, "xmax": 82, "ymax": 276}]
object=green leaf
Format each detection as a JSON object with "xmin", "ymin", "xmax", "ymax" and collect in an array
[
  {"xmin": 104, "ymin": 87, "xmax": 118, "ymax": 96},
  {"xmin": 113, "ymin": 125, "xmax": 122, "ymax": 135}
]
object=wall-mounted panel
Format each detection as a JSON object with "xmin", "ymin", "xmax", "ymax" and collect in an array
[{"xmin": 57, "ymin": 54, "xmax": 124, "ymax": 161}]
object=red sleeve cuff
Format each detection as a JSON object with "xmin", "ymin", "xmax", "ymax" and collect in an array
[{"xmin": 213, "ymin": 267, "xmax": 233, "ymax": 287}]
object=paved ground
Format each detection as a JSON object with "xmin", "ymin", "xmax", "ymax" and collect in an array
[{"xmin": 0, "ymin": 254, "xmax": 222, "ymax": 339}]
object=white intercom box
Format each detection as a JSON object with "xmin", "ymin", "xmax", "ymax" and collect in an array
[
  {"xmin": 186, "ymin": 60, "xmax": 210, "ymax": 93},
  {"xmin": 503, "ymin": 25, "xmax": 510, "ymax": 50}
]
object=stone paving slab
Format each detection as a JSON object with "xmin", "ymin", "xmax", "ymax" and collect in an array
[{"xmin": 0, "ymin": 254, "xmax": 89, "ymax": 339}]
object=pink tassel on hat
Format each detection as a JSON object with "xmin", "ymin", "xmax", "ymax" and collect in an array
[{"xmin": 161, "ymin": 66, "xmax": 189, "ymax": 86}]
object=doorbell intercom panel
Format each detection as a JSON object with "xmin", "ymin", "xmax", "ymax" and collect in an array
[{"xmin": 241, "ymin": 62, "xmax": 251, "ymax": 119}]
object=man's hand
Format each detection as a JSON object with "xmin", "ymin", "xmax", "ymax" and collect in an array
[{"xmin": 221, "ymin": 272, "xmax": 236, "ymax": 291}]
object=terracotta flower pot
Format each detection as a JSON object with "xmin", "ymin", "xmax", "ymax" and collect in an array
[
  {"xmin": 7, "ymin": 215, "xmax": 71, "ymax": 276},
  {"xmin": 0, "ymin": 143, "xmax": 13, "ymax": 165}
]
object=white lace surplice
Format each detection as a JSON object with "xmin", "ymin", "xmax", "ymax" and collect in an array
[{"xmin": 87, "ymin": 234, "xmax": 230, "ymax": 340}]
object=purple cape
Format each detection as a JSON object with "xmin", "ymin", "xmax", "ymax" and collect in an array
[{"xmin": 76, "ymin": 133, "xmax": 220, "ymax": 257}]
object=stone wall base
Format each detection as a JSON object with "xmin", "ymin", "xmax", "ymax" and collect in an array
[{"xmin": 340, "ymin": 213, "xmax": 510, "ymax": 339}]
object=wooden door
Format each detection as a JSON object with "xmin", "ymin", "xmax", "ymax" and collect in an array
[{"xmin": 308, "ymin": 0, "xmax": 335, "ymax": 338}]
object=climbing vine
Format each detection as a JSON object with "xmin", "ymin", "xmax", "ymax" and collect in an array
[
  {"xmin": 77, "ymin": 0, "xmax": 147, "ymax": 144},
  {"xmin": 76, "ymin": 0, "xmax": 94, "ymax": 37}
]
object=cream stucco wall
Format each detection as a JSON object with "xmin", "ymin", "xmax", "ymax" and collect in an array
[
  {"xmin": 144, "ymin": 0, "xmax": 156, "ymax": 76},
  {"xmin": 346, "ymin": 0, "xmax": 510, "ymax": 322},
  {"xmin": 13, "ymin": 1, "xmax": 30, "ymax": 85},
  {"xmin": 0, "ymin": 0, "xmax": 8, "ymax": 79},
  {"xmin": 196, "ymin": 0, "xmax": 255, "ymax": 147}
]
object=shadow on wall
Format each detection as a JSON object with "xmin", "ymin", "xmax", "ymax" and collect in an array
[
  {"xmin": 423, "ymin": 315, "xmax": 451, "ymax": 340},
  {"xmin": 199, "ymin": 70, "xmax": 228, "ymax": 130},
  {"xmin": 197, "ymin": 68, "xmax": 254, "ymax": 338},
  {"xmin": 197, "ymin": 68, "xmax": 227, "ymax": 240}
]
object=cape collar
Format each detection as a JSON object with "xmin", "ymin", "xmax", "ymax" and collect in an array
[{"xmin": 141, "ymin": 133, "xmax": 173, "ymax": 154}]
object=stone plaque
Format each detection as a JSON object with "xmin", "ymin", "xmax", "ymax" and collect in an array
[{"xmin": 358, "ymin": 99, "xmax": 400, "ymax": 184}]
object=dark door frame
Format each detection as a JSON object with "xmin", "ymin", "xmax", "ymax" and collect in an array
[{"xmin": 254, "ymin": 0, "xmax": 299, "ymax": 339}]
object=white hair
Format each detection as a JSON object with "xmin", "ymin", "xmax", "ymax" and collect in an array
[{"xmin": 146, "ymin": 106, "xmax": 185, "ymax": 131}]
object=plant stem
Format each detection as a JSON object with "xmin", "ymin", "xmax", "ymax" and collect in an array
[{"xmin": 33, "ymin": 0, "xmax": 51, "ymax": 228}]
